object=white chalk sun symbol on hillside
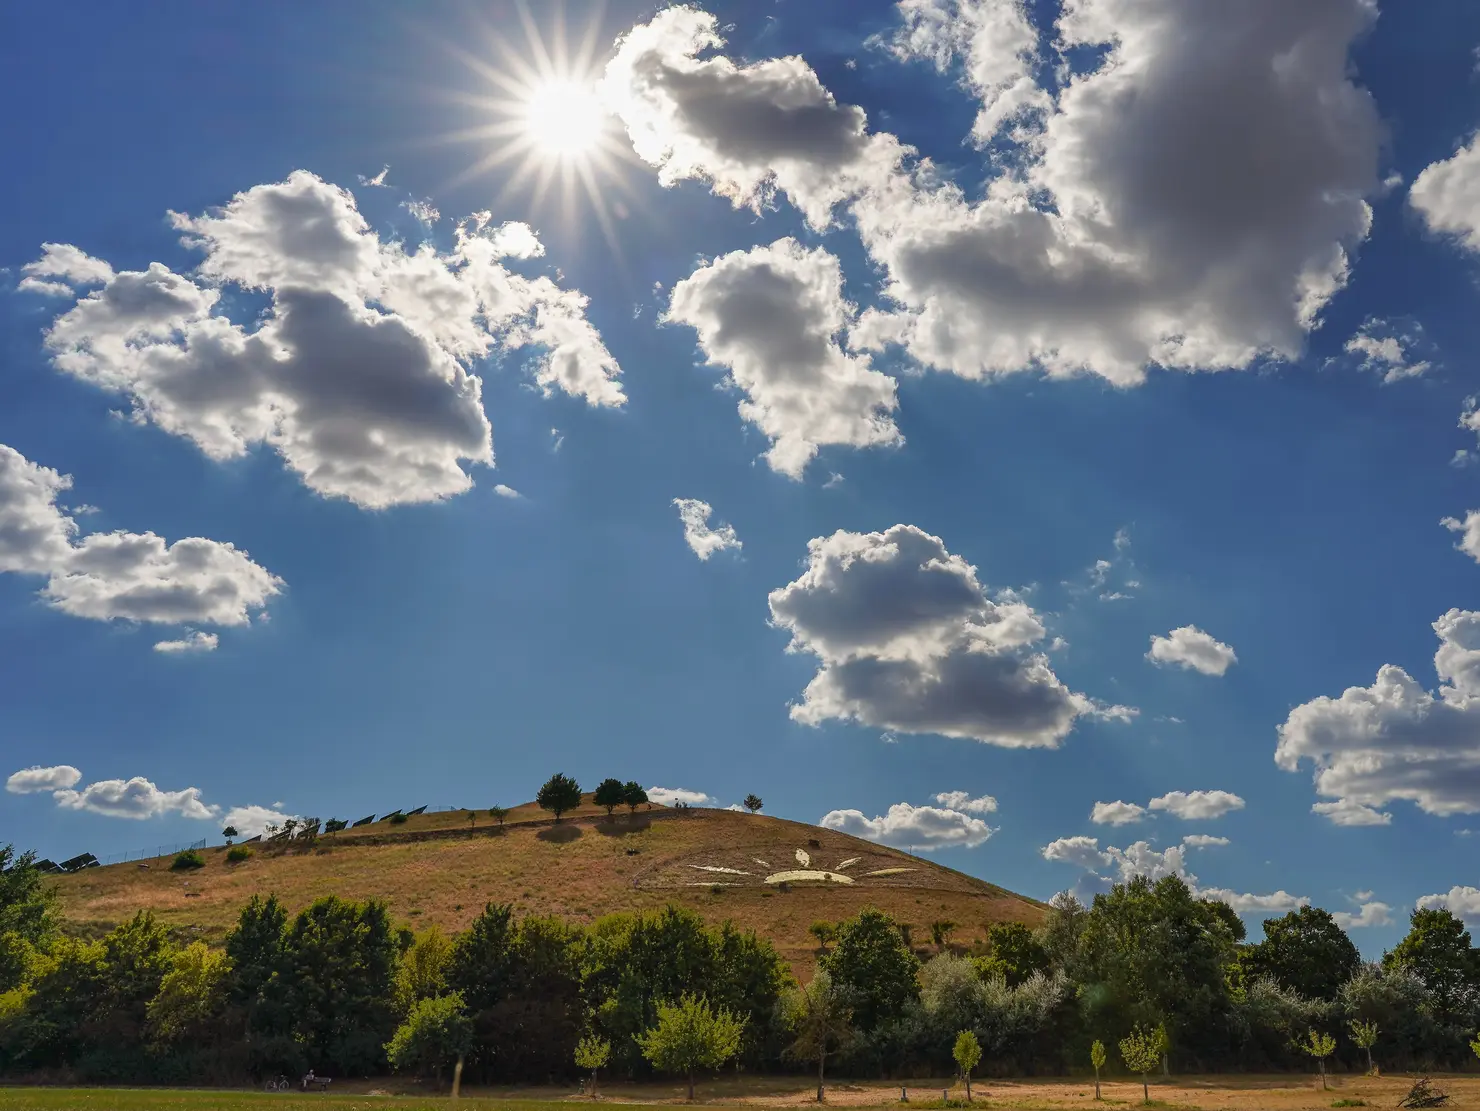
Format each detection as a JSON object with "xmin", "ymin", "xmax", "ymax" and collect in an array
[{"xmin": 686, "ymin": 846, "xmax": 913, "ymax": 886}]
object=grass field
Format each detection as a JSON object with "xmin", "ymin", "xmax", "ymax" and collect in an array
[
  {"xmin": 2, "ymin": 1074, "xmax": 1478, "ymax": 1111},
  {"xmin": 52, "ymin": 805, "xmax": 1044, "ymax": 974}
]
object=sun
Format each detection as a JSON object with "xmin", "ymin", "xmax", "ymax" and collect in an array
[
  {"xmin": 523, "ymin": 79, "xmax": 606, "ymax": 159},
  {"xmin": 421, "ymin": 2, "xmax": 643, "ymax": 256}
]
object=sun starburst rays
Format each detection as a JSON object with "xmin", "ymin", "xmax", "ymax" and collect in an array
[{"xmin": 414, "ymin": 0, "xmax": 640, "ymax": 260}]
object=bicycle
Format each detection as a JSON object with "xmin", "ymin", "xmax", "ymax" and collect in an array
[{"xmin": 263, "ymin": 1075, "xmax": 291, "ymax": 1092}]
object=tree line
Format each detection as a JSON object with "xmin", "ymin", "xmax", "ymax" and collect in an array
[{"xmin": 0, "ymin": 845, "xmax": 1477, "ymax": 1090}]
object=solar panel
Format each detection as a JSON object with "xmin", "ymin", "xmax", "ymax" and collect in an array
[
  {"xmin": 59, "ymin": 852, "xmax": 98, "ymax": 872},
  {"xmin": 380, "ymin": 810, "xmax": 403, "ymax": 821},
  {"xmin": 351, "ymin": 814, "xmax": 376, "ymax": 827},
  {"xmin": 405, "ymin": 805, "xmax": 427, "ymax": 816}
]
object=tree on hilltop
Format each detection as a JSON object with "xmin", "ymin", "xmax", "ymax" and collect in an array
[
  {"xmin": 537, "ymin": 774, "xmax": 583, "ymax": 822},
  {"xmin": 594, "ymin": 778, "xmax": 626, "ymax": 818},
  {"xmin": 742, "ymin": 794, "xmax": 763, "ymax": 814},
  {"xmin": 623, "ymin": 781, "xmax": 648, "ymax": 815},
  {"xmin": 221, "ymin": 826, "xmax": 239, "ymax": 845},
  {"xmin": 488, "ymin": 806, "xmax": 509, "ymax": 828}
]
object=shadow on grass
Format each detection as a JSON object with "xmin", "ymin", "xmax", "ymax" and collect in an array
[
  {"xmin": 596, "ymin": 817, "xmax": 651, "ymax": 837},
  {"xmin": 537, "ymin": 824, "xmax": 584, "ymax": 844}
]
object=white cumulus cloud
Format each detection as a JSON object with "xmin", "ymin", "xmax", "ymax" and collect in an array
[
  {"xmin": 646, "ymin": 786, "xmax": 713, "ymax": 806},
  {"xmin": 672, "ymin": 498, "xmax": 742, "ymax": 560},
  {"xmin": 223, "ymin": 804, "xmax": 298, "ymax": 838},
  {"xmin": 0, "ymin": 443, "xmax": 280, "ymax": 629},
  {"xmin": 1147, "ymin": 626, "xmax": 1238, "ymax": 676},
  {"xmin": 153, "ymin": 631, "xmax": 220, "ymax": 654},
  {"xmin": 609, "ymin": 1, "xmax": 1382, "ymax": 386},
  {"xmin": 769, "ymin": 524, "xmax": 1131, "ymax": 746},
  {"xmin": 1181, "ymin": 834, "xmax": 1230, "ymax": 849},
  {"xmin": 1277, "ymin": 608, "xmax": 1480, "ymax": 817},
  {"xmin": 1042, "ymin": 835, "xmax": 1113, "ymax": 870},
  {"xmin": 820, "ymin": 800, "xmax": 995, "ymax": 849},
  {"xmin": 1332, "ymin": 900, "xmax": 1394, "ymax": 929},
  {"xmin": 933, "ymin": 790, "xmax": 998, "ymax": 814},
  {"xmin": 1410, "ymin": 132, "xmax": 1480, "ymax": 255},
  {"xmin": 29, "ymin": 171, "xmax": 623, "ymax": 510},
  {"xmin": 54, "ymin": 776, "xmax": 218, "ymax": 820},
  {"xmin": 1090, "ymin": 800, "xmax": 1146, "ymax": 826},
  {"xmin": 1416, "ymin": 885, "xmax": 1480, "ymax": 925},
  {"xmin": 1312, "ymin": 798, "xmax": 1392, "ymax": 827},
  {"xmin": 666, "ymin": 239, "xmax": 901, "ymax": 477},
  {"xmin": 6, "ymin": 765, "xmax": 82, "ymax": 794},
  {"xmin": 1343, "ymin": 317, "xmax": 1432, "ymax": 383},
  {"xmin": 1149, "ymin": 790, "xmax": 1246, "ymax": 820}
]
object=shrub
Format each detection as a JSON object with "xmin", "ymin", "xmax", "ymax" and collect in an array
[
  {"xmin": 226, "ymin": 846, "xmax": 252, "ymax": 864},
  {"xmin": 171, "ymin": 850, "xmax": 205, "ymax": 871},
  {"xmin": 390, "ymin": 812, "xmax": 409, "ymax": 825}
]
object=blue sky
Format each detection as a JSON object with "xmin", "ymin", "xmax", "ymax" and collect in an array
[{"xmin": 3, "ymin": 0, "xmax": 1480, "ymax": 954}]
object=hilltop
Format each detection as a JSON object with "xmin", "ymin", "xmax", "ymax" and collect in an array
[{"xmin": 52, "ymin": 798, "xmax": 1045, "ymax": 974}]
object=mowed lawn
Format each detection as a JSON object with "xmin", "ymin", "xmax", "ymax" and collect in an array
[{"xmin": 4, "ymin": 1075, "xmax": 1479, "ymax": 1111}]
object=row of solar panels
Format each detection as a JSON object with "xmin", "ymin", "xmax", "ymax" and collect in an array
[
  {"xmin": 33, "ymin": 852, "xmax": 99, "ymax": 874},
  {"xmin": 347, "ymin": 804, "xmax": 428, "ymax": 827}
]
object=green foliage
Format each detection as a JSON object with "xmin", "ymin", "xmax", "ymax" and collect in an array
[
  {"xmin": 385, "ymin": 992, "xmax": 471, "ymax": 1078},
  {"xmin": 536, "ymin": 773, "xmax": 583, "ymax": 820},
  {"xmin": 1119, "ymin": 1024, "xmax": 1168, "ymax": 1102},
  {"xmin": 146, "ymin": 941, "xmax": 231, "ymax": 1046},
  {"xmin": 170, "ymin": 850, "xmax": 204, "ymax": 871},
  {"xmin": 574, "ymin": 1032, "xmax": 611, "ymax": 1071},
  {"xmin": 1331, "ymin": 1100, "xmax": 1367, "ymax": 1107},
  {"xmin": 1304, "ymin": 1028, "xmax": 1336, "ymax": 1059},
  {"xmin": 0, "ymin": 846, "xmax": 57, "ymax": 993},
  {"xmin": 226, "ymin": 846, "xmax": 252, "ymax": 864},
  {"xmin": 930, "ymin": 920, "xmax": 958, "ymax": 948},
  {"xmin": 593, "ymin": 778, "xmax": 626, "ymax": 817},
  {"xmin": 622, "ymin": 782, "xmax": 648, "ymax": 814},
  {"xmin": 276, "ymin": 896, "xmax": 399, "ymax": 1074},
  {"xmin": 1091, "ymin": 1039, "xmax": 1107, "ymax": 1069},
  {"xmin": 393, "ymin": 925, "xmax": 453, "ymax": 1015},
  {"xmin": 1383, "ymin": 907, "xmax": 1480, "ymax": 1022},
  {"xmin": 635, "ymin": 992, "xmax": 746, "ymax": 1098},
  {"xmin": 1470, "ymin": 1029, "xmax": 1479, "ymax": 1061},
  {"xmin": 1349, "ymin": 1019, "xmax": 1378, "ymax": 1049},
  {"xmin": 781, "ymin": 970, "xmax": 856, "ymax": 1092},
  {"xmin": 743, "ymin": 794, "xmax": 763, "ymax": 814},
  {"xmin": 1242, "ymin": 907, "xmax": 1361, "ymax": 1003},
  {"xmin": 952, "ymin": 1028, "xmax": 982, "ymax": 1074},
  {"xmin": 975, "ymin": 922, "xmax": 1049, "ymax": 987},
  {"xmin": 822, "ymin": 908, "xmax": 921, "ymax": 1032},
  {"xmin": 389, "ymin": 812, "xmax": 408, "ymax": 825},
  {"xmin": 221, "ymin": 826, "xmax": 239, "ymax": 842},
  {"xmin": 324, "ymin": 818, "xmax": 348, "ymax": 834},
  {"xmin": 809, "ymin": 920, "xmax": 837, "ymax": 951},
  {"xmin": 488, "ymin": 806, "xmax": 509, "ymax": 827}
]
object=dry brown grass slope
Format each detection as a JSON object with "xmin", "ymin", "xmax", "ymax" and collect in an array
[{"xmin": 53, "ymin": 799, "xmax": 1045, "ymax": 975}]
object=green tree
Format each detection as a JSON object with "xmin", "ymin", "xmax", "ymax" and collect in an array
[
  {"xmin": 1090, "ymin": 1039, "xmax": 1107, "ymax": 1100},
  {"xmin": 977, "ymin": 921, "xmax": 1049, "ymax": 987},
  {"xmin": 1119, "ymin": 1024, "xmax": 1167, "ymax": 1104},
  {"xmin": 1243, "ymin": 906, "xmax": 1360, "ymax": 1003},
  {"xmin": 1302, "ymin": 1028, "xmax": 1336, "ymax": 1090},
  {"xmin": 385, "ymin": 992, "xmax": 472, "ymax": 1081},
  {"xmin": 393, "ymin": 925, "xmax": 453, "ymax": 1015},
  {"xmin": 635, "ymin": 992, "xmax": 746, "ymax": 1101},
  {"xmin": 1471, "ymin": 1030, "xmax": 1479, "ymax": 1061},
  {"xmin": 623, "ymin": 782, "xmax": 648, "ymax": 815},
  {"xmin": 147, "ymin": 940, "xmax": 232, "ymax": 1046},
  {"xmin": 221, "ymin": 825, "xmax": 239, "ymax": 844},
  {"xmin": 537, "ymin": 773, "xmax": 583, "ymax": 821},
  {"xmin": 1349, "ymin": 1019, "xmax": 1378, "ymax": 1076},
  {"xmin": 0, "ymin": 846, "xmax": 58, "ymax": 993},
  {"xmin": 809, "ymin": 921, "xmax": 837, "ymax": 954},
  {"xmin": 822, "ymin": 909, "xmax": 920, "ymax": 1033},
  {"xmin": 1383, "ymin": 908, "xmax": 1480, "ymax": 1022},
  {"xmin": 488, "ymin": 806, "xmax": 509, "ymax": 827},
  {"xmin": 781, "ymin": 970, "xmax": 856, "ymax": 1102},
  {"xmin": 930, "ymin": 920, "xmax": 958, "ymax": 949},
  {"xmin": 594, "ymin": 778, "xmax": 626, "ymax": 818},
  {"xmin": 324, "ymin": 818, "xmax": 348, "ymax": 835},
  {"xmin": 743, "ymin": 794, "xmax": 763, "ymax": 814},
  {"xmin": 953, "ymin": 1029, "xmax": 982, "ymax": 1100},
  {"xmin": 278, "ymin": 896, "xmax": 399, "ymax": 1074},
  {"xmin": 574, "ymin": 1034, "xmax": 611, "ymax": 1095}
]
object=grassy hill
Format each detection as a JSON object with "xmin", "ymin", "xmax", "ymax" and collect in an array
[{"xmin": 53, "ymin": 798, "xmax": 1046, "ymax": 974}]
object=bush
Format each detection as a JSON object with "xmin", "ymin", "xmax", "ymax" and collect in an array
[
  {"xmin": 226, "ymin": 846, "xmax": 252, "ymax": 864},
  {"xmin": 390, "ymin": 812, "xmax": 409, "ymax": 825},
  {"xmin": 171, "ymin": 850, "xmax": 205, "ymax": 871}
]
